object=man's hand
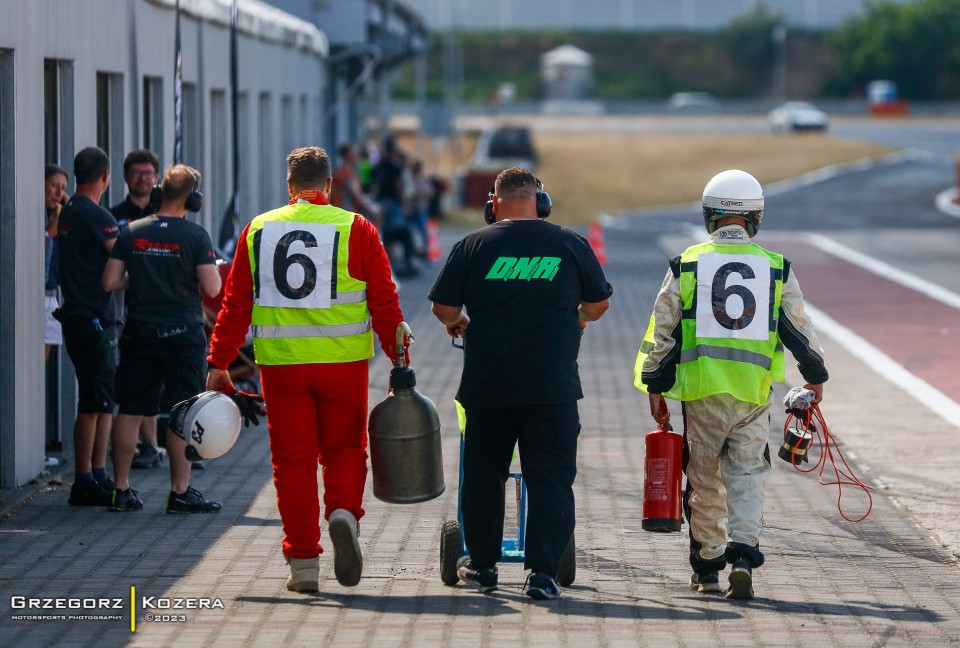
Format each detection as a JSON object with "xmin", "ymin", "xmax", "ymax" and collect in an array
[
  {"xmin": 649, "ymin": 393, "xmax": 670, "ymax": 427},
  {"xmin": 206, "ymin": 367, "xmax": 234, "ymax": 393},
  {"xmin": 446, "ymin": 312, "xmax": 469, "ymax": 339},
  {"xmin": 803, "ymin": 383, "xmax": 824, "ymax": 404}
]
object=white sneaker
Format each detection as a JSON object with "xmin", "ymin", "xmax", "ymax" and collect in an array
[
  {"xmin": 328, "ymin": 509, "xmax": 363, "ymax": 587},
  {"xmin": 44, "ymin": 456, "xmax": 59, "ymax": 468},
  {"xmin": 286, "ymin": 556, "xmax": 319, "ymax": 593}
]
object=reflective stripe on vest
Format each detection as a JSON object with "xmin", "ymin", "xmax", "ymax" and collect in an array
[
  {"xmin": 246, "ymin": 203, "xmax": 373, "ymax": 365},
  {"xmin": 252, "ymin": 320, "xmax": 371, "ymax": 339}
]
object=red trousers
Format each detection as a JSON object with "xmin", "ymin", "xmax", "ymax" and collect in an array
[{"xmin": 259, "ymin": 361, "xmax": 369, "ymax": 559}]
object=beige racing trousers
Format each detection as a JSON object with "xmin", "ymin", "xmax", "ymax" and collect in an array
[{"xmin": 683, "ymin": 392, "xmax": 771, "ymax": 572}]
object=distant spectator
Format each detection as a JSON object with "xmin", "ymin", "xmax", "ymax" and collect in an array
[
  {"xmin": 375, "ymin": 143, "xmax": 418, "ymax": 277},
  {"xmin": 44, "ymin": 164, "xmax": 68, "ymax": 361},
  {"xmin": 331, "ymin": 142, "xmax": 381, "ymax": 228},
  {"xmin": 43, "ymin": 163, "xmax": 69, "ymax": 470}
]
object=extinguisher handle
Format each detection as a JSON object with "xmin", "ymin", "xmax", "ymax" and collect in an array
[{"xmin": 658, "ymin": 398, "xmax": 671, "ymax": 430}]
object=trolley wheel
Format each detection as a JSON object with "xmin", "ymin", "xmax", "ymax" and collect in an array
[
  {"xmin": 440, "ymin": 520, "xmax": 464, "ymax": 586},
  {"xmin": 557, "ymin": 534, "xmax": 576, "ymax": 586}
]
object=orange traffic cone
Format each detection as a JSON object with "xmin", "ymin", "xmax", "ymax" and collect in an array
[
  {"xmin": 427, "ymin": 219, "xmax": 442, "ymax": 261},
  {"xmin": 588, "ymin": 222, "xmax": 608, "ymax": 265}
]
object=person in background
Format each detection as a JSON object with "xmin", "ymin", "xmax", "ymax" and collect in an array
[
  {"xmin": 55, "ymin": 146, "xmax": 123, "ymax": 506},
  {"xmin": 330, "ymin": 142, "xmax": 381, "ymax": 228},
  {"xmin": 43, "ymin": 164, "xmax": 69, "ymax": 469},
  {"xmin": 111, "ymin": 149, "xmax": 165, "ymax": 470},
  {"xmin": 44, "ymin": 164, "xmax": 68, "ymax": 362},
  {"xmin": 102, "ymin": 164, "xmax": 222, "ymax": 513}
]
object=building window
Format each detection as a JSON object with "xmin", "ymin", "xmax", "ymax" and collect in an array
[
  {"xmin": 237, "ymin": 92, "xmax": 250, "ymax": 223},
  {"xmin": 143, "ymin": 76, "xmax": 164, "ymax": 158},
  {"xmin": 299, "ymin": 94, "xmax": 309, "ymax": 144},
  {"xmin": 259, "ymin": 92, "xmax": 274, "ymax": 211},
  {"xmin": 182, "ymin": 82, "xmax": 200, "ymax": 170},
  {"xmin": 281, "ymin": 95, "xmax": 294, "ymax": 167},
  {"xmin": 44, "ymin": 59, "xmax": 74, "ymax": 167},
  {"xmin": 96, "ymin": 72, "xmax": 124, "ymax": 206},
  {"xmin": 209, "ymin": 89, "xmax": 227, "ymax": 236}
]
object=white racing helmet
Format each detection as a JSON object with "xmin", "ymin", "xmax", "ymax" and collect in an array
[
  {"xmin": 169, "ymin": 391, "xmax": 242, "ymax": 461},
  {"xmin": 702, "ymin": 169, "xmax": 765, "ymax": 237}
]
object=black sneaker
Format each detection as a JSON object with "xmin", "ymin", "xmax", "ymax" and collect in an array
[
  {"xmin": 456, "ymin": 557, "xmax": 498, "ymax": 593},
  {"xmin": 525, "ymin": 571, "xmax": 561, "ymax": 600},
  {"xmin": 68, "ymin": 481, "xmax": 112, "ymax": 507},
  {"xmin": 166, "ymin": 487, "xmax": 221, "ymax": 514},
  {"xmin": 725, "ymin": 558, "xmax": 754, "ymax": 600},
  {"xmin": 132, "ymin": 444, "xmax": 162, "ymax": 469},
  {"xmin": 109, "ymin": 487, "xmax": 144, "ymax": 512},
  {"xmin": 689, "ymin": 571, "xmax": 722, "ymax": 594}
]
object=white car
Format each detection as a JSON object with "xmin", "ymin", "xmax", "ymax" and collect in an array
[{"xmin": 768, "ymin": 101, "xmax": 828, "ymax": 132}]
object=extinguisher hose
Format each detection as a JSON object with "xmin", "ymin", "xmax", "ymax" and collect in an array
[{"xmin": 784, "ymin": 404, "xmax": 874, "ymax": 523}]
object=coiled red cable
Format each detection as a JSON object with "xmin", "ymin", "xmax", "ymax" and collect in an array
[{"xmin": 784, "ymin": 404, "xmax": 874, "ymax": 522}]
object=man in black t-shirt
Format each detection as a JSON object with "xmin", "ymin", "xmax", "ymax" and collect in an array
[
  {"xmin": 102, "ymin": 164, "xmax": 223, "ymax": 513},
  {"xmin": 110, "ymin": 149, "xmax": 160, "ymax": 226},
  {"xmin": 56, "ymin": 146, "xmax": 123, "ymax": 507},
  {"xmin": 110, "ymin": 148, "xmax": 163, "ymax": 470},
  {"xmin": 428, "ymin": 167, "xmax": 612, "ymax": 600}
]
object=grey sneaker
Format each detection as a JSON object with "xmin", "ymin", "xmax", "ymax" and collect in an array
[
  {"xmin": 286, "ymin": 556, "xmax": 320, "ymax": 593},
  {"xmin": 690, "ymin": 571, "xmax": 722, "ymax": 594},
  {"xmin": 457, "ymin": 557, "xmax": 498, "ymax": 593},
  {"xmin": 725, "ymin": 558, "xmax": 754, "ymax": 600},
  {"xmin": 109, "ymin": 487, "xmax": 144, "ymax": 512},
  {"xmin": 132, "ymin": 444, "xmax": 162, "ymax": 469},
  {"xmin": 525, "ymin": 571, "xmax": 561, "ymax": 600},
  {"xmin": 328, "ymin": 509, "xmax": 363, "ymax": 587}
]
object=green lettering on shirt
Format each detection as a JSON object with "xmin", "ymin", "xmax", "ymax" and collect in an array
[{"xmin": 485, "ymin": 256, "xmax": 561, "ymax": 281}]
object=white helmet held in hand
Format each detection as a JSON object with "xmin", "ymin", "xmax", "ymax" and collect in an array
[
  {"xmin": 702, "ymin": 169, "xmax": 764, "ymax": 237},
  {"xmin": 169, "ymin": 391, "xmax": 242, "ymax": 461}
]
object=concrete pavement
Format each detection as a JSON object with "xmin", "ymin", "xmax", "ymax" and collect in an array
[{"xmin": 1, "ymin": 222, "xmax": 959, "ymax": 647}]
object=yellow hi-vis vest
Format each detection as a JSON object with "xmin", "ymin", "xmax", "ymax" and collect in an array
[
  {"xmin": 246, "ymin": 202, "xmax": 372, "ymax": 365},
  {"xmin": 634, "ymin": 241, "xmax": 785, "ymax": 405}
]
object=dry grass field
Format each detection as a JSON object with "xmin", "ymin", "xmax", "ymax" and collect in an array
[{"xmin": 394, "ymin": 124, "xmax": 893, "ymax": 226}]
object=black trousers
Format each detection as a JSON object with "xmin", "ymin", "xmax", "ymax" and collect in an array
[{"xmin": 461, "ymin": 402, "xmax": 580, "ymax": 575}]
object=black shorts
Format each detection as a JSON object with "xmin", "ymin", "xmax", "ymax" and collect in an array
[
  {"xmin": 115, "ymin": 321, "xmax": 207, "ymax": 416},
  {"xmin": 60, "ymin": 314, "xmax": 119, "ymax": 414}
]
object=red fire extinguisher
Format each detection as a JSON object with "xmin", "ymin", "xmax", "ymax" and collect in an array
[{"xmin": 642, "ymin": 400, "xmax": 683, "ymax": 532}]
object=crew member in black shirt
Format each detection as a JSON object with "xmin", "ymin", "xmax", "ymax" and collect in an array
[
  {"xmin": 110, "ymin": 149, "xmax": 160, "ymax": 226},
  {"xmin": 428, "ymin": 167, "xmax": 612, "ymax": 599},
  {"xmin": 56, "ymin": 146, "xmax": 123, "ymax": 507},
  {"xmin": 110, "ymin": 148, "xmax": 164, "ymax": 470},
  {"xmin": 102, "ymin": 164, "xmax": 223, "ymax": 513}
]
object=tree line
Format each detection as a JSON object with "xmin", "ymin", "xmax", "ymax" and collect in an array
[{"xmin": 394, "ymin": 0, "xmax": 960, "ymax": 102}]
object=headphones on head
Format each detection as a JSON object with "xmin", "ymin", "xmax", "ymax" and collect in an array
[
  {"xmin": 150, "ymin": 172, "xmax": 204, "ymax": 213},
  {"xmin": 484, "ymin": 177, "xmax": 552, "ymax": 224}
]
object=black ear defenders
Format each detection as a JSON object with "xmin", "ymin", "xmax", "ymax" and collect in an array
[
  {"xmin": 185, "ymin": 174, "xmax": 204, "ymax": 212},
  {"xmin": 149, "ymin": 172, "xmax": 204, "ymax": 213},
  {"xmin": 484, "ymin": 178, "xmax": 552, "ymax": 224}
]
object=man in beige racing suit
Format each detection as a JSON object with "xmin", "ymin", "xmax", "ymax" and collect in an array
[{"xmin": 634, "ymin": 169, "xmax": 828, "ymax": 599}]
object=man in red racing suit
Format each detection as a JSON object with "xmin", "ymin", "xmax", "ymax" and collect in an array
[{"xmin": 206, "ymin": 146, "xmax": 406, "ymax": 593}]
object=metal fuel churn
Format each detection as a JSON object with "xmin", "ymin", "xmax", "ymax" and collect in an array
[{"xmin": 368, "ymin": 322, "xmax": 445, "ymax": 504}]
